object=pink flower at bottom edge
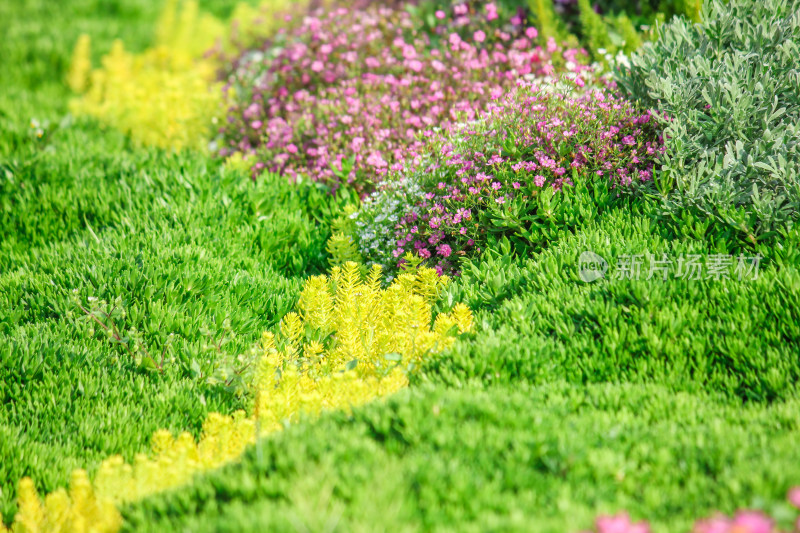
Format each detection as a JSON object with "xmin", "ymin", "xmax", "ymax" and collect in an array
[
  {"xmin": 693, "ymin": 515, "xmax": 732, "ymax": 533},
  {"xmin": 731, "ymin": 511, "xmax": 774, "ymax": 533},
  {"xmin": 788, "ymin": 487, "xmax": 800, "ymax": 509}
]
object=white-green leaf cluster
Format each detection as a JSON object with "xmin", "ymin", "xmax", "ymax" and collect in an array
[{"xmin": 616, "ymin": 0, "xmax": 800, "ymax": 237}]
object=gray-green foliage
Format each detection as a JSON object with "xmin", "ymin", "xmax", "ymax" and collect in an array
[{"xmin": 615, "ymin": 0, "xmax": 800, "ymax": 240}]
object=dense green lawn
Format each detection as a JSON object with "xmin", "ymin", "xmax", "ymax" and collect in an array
[{"xmin": 1, "ymin": 0, "xmax": 799, "ymax": 531}]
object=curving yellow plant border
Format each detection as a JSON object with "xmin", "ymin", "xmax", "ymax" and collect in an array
[{"xmin": 4, "ymin": 263, "xmax": 473, "ymax": 532}]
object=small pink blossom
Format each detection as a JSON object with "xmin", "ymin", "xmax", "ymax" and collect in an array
[
  {"xmin": 311, "ymin": 60, "xmax": 324, "ymax": 72},
  {"xmin": 789, "ymin": 487, "xmax": 800, "ymax": 509},
  {"xmin": 526, "ymin": 27, "xmax": 538, "ymax": 40},
  {"xmin": 730, "ymin": 511, "xmax": 774, "ymax": 533},
  {"xmin": 596, "ymin": 513, "xmax": 650, "ymax": 533},
  {"xmin": 435, "ymin": 9, "xmax": 446, "ymax": 20},
  {"xmin": 408, "ymin": 59, "xmax": 424, "ymax": 72},
  {"xmin": 436, "ymin": 244, "xmax": 452, "ymax": 257},
  {"xmin": 485, "ymin": 3, "xmax": 498, "ymax": 21},
  {"xmin": 473, "ymin": 30, "xmax": 486, "ymax": 43}
]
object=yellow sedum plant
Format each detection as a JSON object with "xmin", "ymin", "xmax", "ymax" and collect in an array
[
  {"xmin": 9, "ymin": 263, "xmax": 473, "ymax": 532},
  {"xmin": 10, "ymin": 473, "xmax": 121, "ymax": 533},
  {"xmin": 67, "ymin": 0, "xmax": 305, "ymax": 151}
]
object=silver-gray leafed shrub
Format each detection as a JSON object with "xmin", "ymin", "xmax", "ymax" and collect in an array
[{"xmin": 615, "ymin": 0, "xmax": 800, "ymax": 241}]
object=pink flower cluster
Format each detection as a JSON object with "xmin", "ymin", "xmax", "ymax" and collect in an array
[
  {"xmin": 370, "ymin": 82, "xmax": 662, "ymax": 274},
  {"xmin": 583, "ymin": 487, "xmax": 800, "ymax": 533},
  {"xmin": 217, "ymin": 3, "xmax": 591, "ymax": 192}
]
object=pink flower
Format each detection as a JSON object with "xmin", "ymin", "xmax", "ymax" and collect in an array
[
  {"xmin": 320, "ymin": 44, "xmax": 333, "ymax": 55},
  {"xmin": 547, "ymin": 37, "xmax": 557, "ymax": 53},
  {"xmin": 366, "ymin": 151, "xmax": 387, "ymax": 168},
  {"xmin": 243, "ymin": 102, "xmax": 260, "ymax": 120},
  {"xmin": 491, "ymin": 181, "xmax": 502, "ymax": 190},
  {"xmin": 436, "ymin": 244, "xmax": 452, "ymax": 257},
  {"xmin": 418, "ymin": 248, "xmax": 431, "ymax": 259},
  {"xmin": 789, "ymin": 487, "xmax": 800, "ymax": 509},
  {"xmin": 485, "ymin": 2, "xmax": 498, "ymax": 21},
  {"xmin": 454, "ymin": 3, "xmax": 468, "ymax": 16},
  {"xmin": 435, "ymin": 9, "xmax": 446, "ymax": 20},
  {"xmin": 351, "ymin": 137, "xmax": 365, "ymax": 153},
  {"xmin": 575, "ymin": 76, "xmax": 585, "ymax": 87},
  {"xmin": 512, "ymin": 182, "xmax": 521, "ymax": 189},
  {"xmin": 473, "ymin": 30, "xmax": 486, "ymax": 43},
  {"xmin": 730, "ymin": 511, "xmax": 774, "ymax": 533},
  {"xmin": 495, "ymin": 196, "xmax": 505, "ymax": 204},
  {"xmin": 533, "ymin": 175, "xmax": 545, "ymax": 187},
  {"xmin": 526, "ymin": 27, "xmax": 538, "ymax": 40},
  {"xmin": 311, "ymin": 60, "xmax": 324, "ymax": 72},
  {"xmin": 449, "ymin": 33, "xmax": 462, "ymax": 47},
  {"xmin": 596, "ymin": 513, "xmax": 650, "ymax": 533},
  {"xmin": 250, "ymin": 120, "xmax": 262, "ymax": 130},
  {"xmin": 286, "ymin": 143, "xmax": 298, "ymax": 154},
  {"xmin": 408, "ymin": 59, "xmax": 424, "ymax": 72}
]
